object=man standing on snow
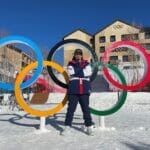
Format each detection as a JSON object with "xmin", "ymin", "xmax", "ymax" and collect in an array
[{"xmin": 62, "ymin": 48, "xmax": 93, "ymax": 135}]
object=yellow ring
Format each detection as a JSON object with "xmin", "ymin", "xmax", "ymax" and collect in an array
[{"xmin": 15, "ymin": 61, "xmax": 69, "ymax": 117}]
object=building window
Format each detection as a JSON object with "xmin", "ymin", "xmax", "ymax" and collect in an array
[
  {"xmin": 121, "ymin": 34, "xmax": 129, "ymax": 40},
  {"xmin": 99, "ymin": 57, "xmax": 103, "ymax": 62},
  {"xmin": 99, "ymin": 36, "xmax": 106, "ymax": 43},
  {"xmin": 145, "ymin": 32, "xmax": 150, "ymax": 39},
  {"xmin": 109, "ymin": 56, "xmax": 118, "ymax": 64},
  {"xmin": 123, "ymin": 55, "xmax": 129, "ymax": 62},
  {"xmin": 109, "ymin": 56, "xmax": 118, "ymax": 61},
  {"xmin": 132, "ymin": 34, "xmax": 139, "ymax": 40},
  {"xmin": 99, "ymin": 46, "xmax": 105, "ymax": 53},
  {"xmin": 121, "ymin": 34, "xmax": 139, "ymax": 40},
  {"xmin": 133, "ymin": 55, "xmax": 140, "ymax": 61},
  {"xmin": 90, "ymin": 38, "xmax": 94, "ymax": 44},
  {"xmin": 123, "ymin": 66, "xmax": 130, "ymax": 70},
  {"xmin": 110, "ymin": 35, "xmax": 116, "ymax": 42},
  {"xmin": 144, "ymin": 43, "xmax": 150, "ymax": 50},
  {"xmin": 22, "ymin": 62, "xmax": 27, "ymax": 67}
]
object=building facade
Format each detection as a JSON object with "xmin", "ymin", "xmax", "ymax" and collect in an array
[
  {"xmin": 63, "ymin": 29, "xmax": 93, "ymax": 66},
  {"xmin": 63, "ymin": 20, "xmax": 150, "ymax": 91},
  {"xmin": 63, "ymin": 20, "xmax": 150, "ymax": 67},
  {"xmin": 0, "ymin": 45, "xmax": 34, "ymax": 87},
  {"xmin": 94, "ymin": 20, "xmax": 150, "ymax": 66}
]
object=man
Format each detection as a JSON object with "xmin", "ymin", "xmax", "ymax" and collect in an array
[{"xmin": 62, "ymin": 48, "xmax": 93, "ymax": 135}]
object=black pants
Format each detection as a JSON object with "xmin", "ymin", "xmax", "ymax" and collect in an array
[{"xmin": 65, "ymin": 94, "xmax": 92, "ymax": 127}]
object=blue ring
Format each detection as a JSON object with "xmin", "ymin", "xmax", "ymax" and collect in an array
[{"xmin": 0, "ymin": 36, "xmax": 43, "ymax": 90}]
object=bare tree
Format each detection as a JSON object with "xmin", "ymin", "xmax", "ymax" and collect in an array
[
  {"xmin": 124, "ymin": 22, "xmax": 143, "ymax": 86},
  {"xmin": 40, "ymin": 45, "xmax": 49, "ymax": 60}
]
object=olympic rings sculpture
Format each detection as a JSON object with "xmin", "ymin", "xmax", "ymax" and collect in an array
[
  {"xmin": 15, "ymin": 61, "xmax": 69, "ymax": 117},
  {"xmin": 0, "ymin": 36, "xmax": 149, "ymax": 117},
  {"xmin": 102, "ymin": 41, "xmax": 150, "ymax": 91},
  {"xmin": 0, "ymin": 36, "xmax": 43, "ymax": 90},
  {"xmin": 47, "ymin": 39, "xmax": 99, "ymax": 88}
]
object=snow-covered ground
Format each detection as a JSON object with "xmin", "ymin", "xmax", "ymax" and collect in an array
[{"xmin": 0, "ymin": 92, "xmax": 150, "ymax": 150}]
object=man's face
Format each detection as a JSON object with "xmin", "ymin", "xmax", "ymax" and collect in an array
[{"xmin": 75, "ymin": 53, "xmax": 82, "ymax": 60}]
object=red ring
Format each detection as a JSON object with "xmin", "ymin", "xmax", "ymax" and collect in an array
[{"xmin": 102, "ymin": 41, "xmax": 150, "ymax": 91}]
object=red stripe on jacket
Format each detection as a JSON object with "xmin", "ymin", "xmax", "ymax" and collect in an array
[{"xmin": 79, "ymin": 78, "xmax": 83, "ymax": 94}]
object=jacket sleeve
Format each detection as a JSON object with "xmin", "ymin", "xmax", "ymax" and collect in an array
[
  {"xmin": 83, "ymin": 64, "xmax": 92, "ymax": 77},
  {"xmin": 67, "ymin": 65, "xmax": 75, "ymax": 76}
]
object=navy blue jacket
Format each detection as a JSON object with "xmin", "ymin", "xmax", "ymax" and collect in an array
[{"xmin": 67, "ymin": 59, "xmax": 92, "ymax": 95}]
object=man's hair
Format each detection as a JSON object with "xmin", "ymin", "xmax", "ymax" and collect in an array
[{"xmin": 74, "ymin": 48, "xmax": 83, "ymax": 56}]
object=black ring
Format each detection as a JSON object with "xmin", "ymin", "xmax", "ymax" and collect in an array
[{"xmin": 47, "ymin": 39, "xmax": 98, "ymax": 89}]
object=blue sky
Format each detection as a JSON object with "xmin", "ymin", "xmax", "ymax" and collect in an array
[{"xmin": 0, "ymin": 0, "xmax": 150, "ymax": 54}]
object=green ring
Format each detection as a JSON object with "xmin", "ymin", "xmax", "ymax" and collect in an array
[{"xmin": 90, "ymin": 62, "xmax": 128, "ymax": 116}]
